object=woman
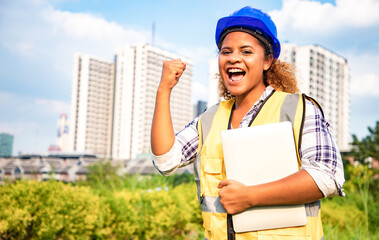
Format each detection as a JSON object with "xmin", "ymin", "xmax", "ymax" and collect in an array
[{"xmin": 151, "ymin": 6, "xmax": 345, "ymax": 240}]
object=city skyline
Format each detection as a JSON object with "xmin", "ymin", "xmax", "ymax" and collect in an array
[{"xmin": 0, "ymin": 0, "xmax": 378, "ymax": 155}]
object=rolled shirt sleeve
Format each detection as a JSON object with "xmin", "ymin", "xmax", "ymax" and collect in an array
[
  {"xmin": 151, "ymin": 139, "xmax": 183, "ymax": 176},
  {"xmin": 300, "ymin": 100, "xmax": 345, "ymax": 197},
  {"xmin": 152, "ymin": 118, "xmax": 200, "ymax": 176}
]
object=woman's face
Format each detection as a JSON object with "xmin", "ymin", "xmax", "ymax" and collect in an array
[{"xmin": 218, "ymin": 31, "xmax": 272, "ymax": 100}]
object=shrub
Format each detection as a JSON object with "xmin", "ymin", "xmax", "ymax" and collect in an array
[
  {"xmin": 0, "ymin": 178, "xmax": 202, "ymax": 240},
  {"xmin": 0, "ymin": 180, "xmax": 111, "ymax": 240}
]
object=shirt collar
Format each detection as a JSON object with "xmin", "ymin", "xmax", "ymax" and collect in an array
[{"xmin": 253, "ymin": 85, "xmax": 275, "ymax": 107}]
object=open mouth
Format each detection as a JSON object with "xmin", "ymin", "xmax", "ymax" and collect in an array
[{"xmin": 227, "ymin": 68, "xmax": 246, "ymax": 82}]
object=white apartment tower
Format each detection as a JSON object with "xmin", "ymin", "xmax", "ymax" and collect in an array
[
  {"xmin": 69, "ymin": 53, "xmax": 114, "ymax": 157},
  {"xmin": 207, "ymin": 58, "xmax": 222, "ymax": 107},
  {"xmin": 280, "ymin": 44, "xmax": 350, "ymax": 151},
  {"xmin": 112, "ymin": 44, "xmax": 193, "ymax": 160}
]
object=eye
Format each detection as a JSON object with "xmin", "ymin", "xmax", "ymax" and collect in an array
[
  {"xmin": 221, "ymin": 50, "xmax": 231, "ymax": 55},
  {"xmin": 242, "ymin": 50, "xmax": 252, "ymax": 55}
]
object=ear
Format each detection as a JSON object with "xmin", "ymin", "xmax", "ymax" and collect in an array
[{"xmin": 263, "ymin": 55, "xmax": 274, "ymax": 71}]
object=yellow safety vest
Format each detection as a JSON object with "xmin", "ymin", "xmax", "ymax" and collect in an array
[{"xmin": 194, "ymin": 90, "xmax": 324, "ymax": 240}]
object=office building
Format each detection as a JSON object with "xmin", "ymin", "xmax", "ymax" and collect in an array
[
  {"xmin": 207, "ymin": 58, "xmax": 221, "ymax": 107},
  {"xmin": 0, "ymin": 133, "xmax": 13, "ymax": 157},
  {"xmin": 69, "ymin": 54, "xmax": 114, "ymax": 158},
  {"xmin": 280, "ymin": 44, "xmax": 350, "ymax": 151},
  {"xmin": 195, "ymin": 100, "xmax": 208, "ymax": 117},
  {"xmin": 56, "ymin": 114, "xmax": 70, "ymax": 152},
  {"xmin": 112, "ymin": 44, "xmax": 193, "ymax": 160}
]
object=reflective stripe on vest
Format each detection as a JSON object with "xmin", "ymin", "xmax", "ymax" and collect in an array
[{"xmin": 194, "ymin": 91, "xmax": 324, "ymax": 240}]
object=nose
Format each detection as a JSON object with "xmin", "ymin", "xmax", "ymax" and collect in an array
[{"xmin": 228, "ymin": 53, "xmax": 241, "ymax": 63}]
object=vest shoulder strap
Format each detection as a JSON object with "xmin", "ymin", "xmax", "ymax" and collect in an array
[
  {"xmin": 303, "ymin": 94, "xmax": 325, "ymax": 118},
  {"xmin": 197, "ymin": 103, "xmax": 220, "ymax": 150}
]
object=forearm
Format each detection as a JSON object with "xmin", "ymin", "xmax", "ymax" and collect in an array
[
  {"xmin": 245, "ymin": 170, "xmax": 323, "ymax": 207},
  {"xmin": 150, "ymin": 86, "xmax": 175, "ymax": 155},
  {"xmin": 218, "ymin": 170, "xmax": 324, "ymax": 214},
  {"xmin": 151, "ymin": 59, "xmax": 186, "ymax": 156}
]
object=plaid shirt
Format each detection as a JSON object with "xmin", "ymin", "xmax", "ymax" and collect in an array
[{"xmin": 153, "ymin": 86, "xmax": 345, "ymax": 197}]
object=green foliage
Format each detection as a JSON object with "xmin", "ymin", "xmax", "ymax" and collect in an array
[
  {"xmin": 0, "ymin": 180, "xmax": 110, "ymax": 240},
  {"xmin": 85, "ymin": 159, "xmax": 123, "ymax": 190},
  {"xmin": 2, "ymin": 150, "xmax": 379, "ymax": 239},
  {"xmin": 322, "ymin": 163, "xmax": 379, "ymax": 239},
  {"xmin": 0, "ymin": 176, "xmax": 202, "ymax": 240},
  {"xmin": 351, "ymin": 121, "xmax": 379, "ymax": 165},
  {"xmin": 81, "ymin": 159, "xmax": 195, "ymax": 192}
]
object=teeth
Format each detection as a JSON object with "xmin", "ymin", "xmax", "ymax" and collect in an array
[{"xmin": 228, "ymin": 68, "xmax": 244, "ymax": 73}]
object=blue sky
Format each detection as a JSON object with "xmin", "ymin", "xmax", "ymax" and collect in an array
[{"xmin": 0, "ymin": 0, "xmax": 378, "ymax": 154}]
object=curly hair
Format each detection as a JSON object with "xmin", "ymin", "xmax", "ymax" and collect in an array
[{"xmin": 218, "ymin": 38, "xmax": 299, "ymax": 100}]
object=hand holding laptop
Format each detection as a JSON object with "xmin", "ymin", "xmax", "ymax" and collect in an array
[{"xmin": 218, "ymin": 179, "xmax": 250, "ymax": 215}]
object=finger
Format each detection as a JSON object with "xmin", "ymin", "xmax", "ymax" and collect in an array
[
  {"xmin": 173, "ymin": 59, "xmax": 186, "ymax": 69},
  {"xmin": 217, "ymin": 180, "xmax": 230, "ymax": 188}
]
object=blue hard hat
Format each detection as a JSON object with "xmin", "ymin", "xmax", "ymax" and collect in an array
[{"xmin": 215, "ymin": 6, "xmax": 281, "ymax": 58}]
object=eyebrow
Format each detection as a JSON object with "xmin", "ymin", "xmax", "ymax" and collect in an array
[
  {"xmin": 221, "ymin": 45, "xmax": 254, "ymax": 51},
  {"xmin": 240, "ymin": 45, "xmax": 254, "ymax": 49}
]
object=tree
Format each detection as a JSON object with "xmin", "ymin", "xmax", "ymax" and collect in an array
[
  {"xmin": 351, "ymin": 121, "xmax": 379, "ymax": 165},
  {"xmin": 85, "ymin": 159, "xmax": 122, "ymax": 189}
]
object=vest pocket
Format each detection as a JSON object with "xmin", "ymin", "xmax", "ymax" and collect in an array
[
  {"xmin": 202, "ymin": 212, "xmax": 228, "ymax": 240},
  {"xmin": 257, "ymin": 236, "xmax": 311, "ymax": 240},
  {"xmin": 257, "ymin": 223, "xmax": 312, "ymax": 239},
  {"xmin": 203, "ymin": 156, "xmax": 222, "ymax": 174},
  {"xmin": 201, "ymin": 156, "xmax": 225, "ymax": 196}
]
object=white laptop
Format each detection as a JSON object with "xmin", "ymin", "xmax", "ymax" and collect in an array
[{"xmin": 221, "ymin": 121, "xmax": 306, "ymax": 233}]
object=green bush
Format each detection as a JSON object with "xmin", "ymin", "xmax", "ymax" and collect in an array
[
  {"xmin": 0, "ymin": 180, "xmax": 110, "ymax": 240},
  {"xmin": 322, "ymin": 163, "xmax": 379, "ymax": 239},
  {"xmin": 1, "ymin": 160, "xmax": 378, "ymax": 239},
  {"xmin": 0, "ymin": 178, "xmax": 202, "ymax": 240},
  {"xmin": 102, "ymin": 183, "xmax": 201, "ymax": 240}
]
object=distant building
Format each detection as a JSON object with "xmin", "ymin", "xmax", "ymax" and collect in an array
[
  {"xmin": 0, "ymin": 133, "xmax": 13, "ymax": 157},
  {"xmin": 195, "ymin": 100, "xmax": 207, "ymax": 117},
  {"xmin": 48, "ymin": 145, "xmax": 61, "ymax": 153},
  {"xmin": 112, "ymin": 44, "xmax": 193, "ymax": 160},
  {"xmin": 56, "ymin": 114, "xmax": 70, "ymax": 152},
  {"xmin": 280, "ymin": 44, "xmax": 350, "ymax": 151},
  {"xmin": 69, "ymin": 54, "xmax": 114, "ymax": 158},
  {"xmin": 207, "ymin": 58, "xmax": 221, "ymax": 107},
  {"xmin": 0, "ymin": 153, "xmax": 97, "ymax": 183}
]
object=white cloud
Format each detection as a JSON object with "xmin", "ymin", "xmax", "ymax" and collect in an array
[
  {"xmin": 0, "ymin": 91, "xmax": 70, "ymax": 117},
  {"xmin": 270, "ymin": 0, "xmax": 379, "ymax": 35},
  {"xmin": 1, "ymin": 0, "xmax": 149, "ymax": 72},
  {"xmin": 46, "ymin": 8, "xmax": 148, "ymax": 43},
  {"xmin": 0, "ymin": 91, "xmax": 70, "ymax": 154},
  {"xmin": 35, "ymin": 98, "xmax": 71, "ymax": 114},
  {"xmin": 351, "ymin": 73, "xmax": 379, "ymax": 96},
  {"xmin": 347, "ymin": 52, "xmax": 379, "ymax": 97},
  {"xmin": 2, "ymin": 41, "xmax": 37, "ymax": 59},
  {"xmin": 192, "ymin": 80, "xmax": 209, "ymax": 103}
]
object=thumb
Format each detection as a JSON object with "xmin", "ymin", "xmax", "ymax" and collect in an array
[{"xmin": 217, "ymin": 180, "xmax": 230, "ymax": 189}]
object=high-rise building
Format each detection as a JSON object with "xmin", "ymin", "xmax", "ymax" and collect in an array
[
  {"xmin": 69, "ymin": 53, "xmax": 114, "ymax": 158},
  {"xmin": 56, "ymin": 114, "xmax": 70, "ymax": 152},
  {"xmin": 112, "ymin": 44, "xmax": 193, "ymax": 160},
  {"xmin": 207, "ymin": 58, "xmax": 221, "ymax": 107},
  {"xmin": 0, "ymin": 133, "xmax": 14, "ymax": 157},
  {"xmin": 195, "ymin": 100, "xmax": 208, "ymax": 117},
  {"xmin": 280, "ymin": 44, "xmax": 350, "ymax": 151}
]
